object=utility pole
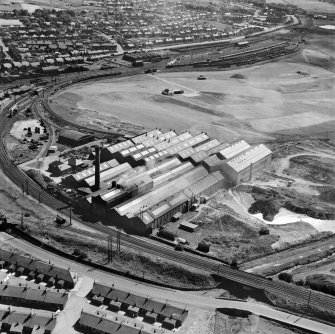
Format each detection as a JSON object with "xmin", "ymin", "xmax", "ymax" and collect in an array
[
  {"xmin": 307, "ymin": 289, "xmax": 312, "ymax": 311},
  {"xmin": 117, "ymin": 228, "xmax": 121, "ymax": 253},
  {"xmin": 26, "ymin": 179, "xmax": 29, "ymax": 195},
  {"xmin": 22, "ymin": 181, "xmax": 25, "ymax": 195},
  {"xmin": 21, "ymin": 212, "xmax": 24, "ymax": 230},
  {"xmin": 38, "ymin": 192, "xmax": 41, "ymax": 203},
  {"xmin": 108, "ymin": 235, "xmax": 113, "ymax": 263},
  {"xmin": 69, "ymin": 208, "xmax": 72, "ymax": 226}
]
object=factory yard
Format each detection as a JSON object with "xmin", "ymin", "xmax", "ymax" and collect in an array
[{"xmin": 53, "ymin": 59, "xmax": 335, "ymax": 143}]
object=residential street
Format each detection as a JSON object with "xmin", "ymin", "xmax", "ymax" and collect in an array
[{"xmin": 1, "ymin": 232, "xmax": 334, "ymax": 334}]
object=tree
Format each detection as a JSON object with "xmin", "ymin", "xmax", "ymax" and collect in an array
[
  {"xmin": 278, "ymin": 272, "xmax": 293, "ymax": 283},
  {"xmin": 230, "ymin": 258, "xmax": 239, "ymax": 269},
  {"xmin": 259, "ymin": 226, "xmax": 270, "ymax": 235}
]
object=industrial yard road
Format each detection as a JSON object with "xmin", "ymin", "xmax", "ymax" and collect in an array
[{"xmin": 1, "ymin": 232, "xmax": 334, "ymax": 334}]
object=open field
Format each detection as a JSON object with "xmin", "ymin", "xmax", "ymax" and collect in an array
[
  {"xmin": 53, "ymin": 59, "xmax": 335, "ymax": 143},
  {"xmin": 267, "ymin": 0, "xmax": 335, "ymax": 13}
]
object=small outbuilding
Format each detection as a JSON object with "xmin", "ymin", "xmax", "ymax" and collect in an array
[
  {"xmin": 179, "ymin": 221, "xmax": 199, "ymax": 232},
  {"xmin": 57, "ymin": 130, "xmax": 94, "ymax": 147}
]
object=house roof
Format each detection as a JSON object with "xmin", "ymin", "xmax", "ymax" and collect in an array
[
  {"xmin": 58, "ymin": 130, "xmax": 92, "ymax": 142},
  {"xmin": 91, "ymin": 283, "xmax": 188, "ymax": 322},
  {"xmin": 0, "ymin": 283, "xmax": 68, "ymax": 307},
  {"xmin": 0, "ymin": 249, "xmax": 73, "ymax": 285}
]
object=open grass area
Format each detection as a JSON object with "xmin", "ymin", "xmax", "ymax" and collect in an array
[{"xmin": 53, "ymin": 57, "xmax": 335, "ymax": 143}]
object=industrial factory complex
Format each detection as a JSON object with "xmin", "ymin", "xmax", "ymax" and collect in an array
[{"xmin": 56, "ymin": 129, "xmax": 272, "ymax": 235}]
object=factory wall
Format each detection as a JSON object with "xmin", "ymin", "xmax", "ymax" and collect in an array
[
  {"xmin": 151, "ymin": 201, "xmax": 189, "ymax": 231},
  {"xmin": 223, "ymin": 154, "xmax": 271, "ymax": 186}
]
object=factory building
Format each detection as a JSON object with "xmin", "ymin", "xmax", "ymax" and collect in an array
[
  {"xmin": 217, "ymin": 140, "xmax": 251, "ymax": 160},
  {"xmin": 195, "ymin": 138, "xmax": 221, "ymax": 152},
  {"xmin": 57, "ymin": 130, "xmax": 94, "ymax": 147},
  {"xmin": 109, "ymin": 166, "xmax": 222, "ymax": 234},
  {"xmin": 84, "ymin": 162, "xmax": 132, "ymax": 188},
  {"xmin": 203, "ymin": 155, "xmax": 226, "ymax": 173},
  {"xmin": 207, "ymin": 142, "xmax": 230, "ymax": 155},
  {"xmin": 100, "ymin": 140, "xmax": 134, "ymax": 162},
  {"xmin": 63, "ymin": 159, "xmax": 119, "ymax": 187},
  {"xmin": 190, "ymin": 150, "xmax": 210, "ymax": 165},
  {"xmin": 71, "ymin": 129, "xmax": 271, "ymax": 235},
  {"xmin": 222, "ymin": 144, "xmax": 272, "ymax": 185}
]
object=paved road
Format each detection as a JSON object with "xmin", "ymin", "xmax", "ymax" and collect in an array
[{"xmin": 1, "ymin": 232, "xmax": 334, "ymax": 334}]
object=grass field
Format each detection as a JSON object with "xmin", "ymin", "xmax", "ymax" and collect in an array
[
  {"xmin": 267, "ymin": 0, "xmax": 335, "ymax": 13},
  {"xmin": 53, "ymin": 59, "xmax": 335, "ymax": 143}
]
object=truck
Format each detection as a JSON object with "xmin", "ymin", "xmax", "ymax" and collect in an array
[{"xmin": 161, "ymin": 88, "xmax": 174, "ymax": 96}]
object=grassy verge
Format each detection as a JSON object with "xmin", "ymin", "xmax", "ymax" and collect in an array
[
  {"xmin": 267, "ymin": 292, "xmax": 335, "ymax": 326},
  {"xmin": 305, "ymin": 274, "xmax": 335, "ymax": 296},
  {"xmin": 259, "ymin": 248, "xmax": 335, "ymax": 277}
]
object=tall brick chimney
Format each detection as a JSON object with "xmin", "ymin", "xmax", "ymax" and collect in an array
[{"xmin": 95, "ymin": 146, "xmax": 101, "ymax": 191}]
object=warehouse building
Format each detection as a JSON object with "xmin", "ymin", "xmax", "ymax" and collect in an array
[
  {"xmin": 63, "ymin": 159, "xmax": 119, "ymax": 187},
  {"xmin": 207, "ymin": 141, "xmax": 230, "ymax": 155},
  {"xmin": 57, "ymin": 130, "xmax": 94, "ymax": 147},
  {"xmin": 222, "ymin": 144, "xmax": 272, "ymax": 185},
  {"xmin": 202, "ymin": 155, "xmax": 226, "ymax": 172},
  {"xmin": 109, "ymin": 166, "xmax": 223, "ymax": 234},
  {"xmin": 84, "ymin": 162, "xmax": 132, "ymax": 189},
  {"xmin": 190, "ymin": 150, "xmax": 210, "ymax": 165},
  {"xmin": 72, "ymin": 129, "xmax": 270, "ymax": 235},
  {"xmin": 195, "ymin": 138, "xmax": 221, "ymax": 152},
  {"xmin": 217, "ymin": 140, "xmax": 251, "ymax": 160},
  {"xmin": 100, "ymin": 140, "xmax": 134, "ymax": 162},
  {"xmin": 131, "ymin": 129, "xmax": 163, "ymax": 145}
]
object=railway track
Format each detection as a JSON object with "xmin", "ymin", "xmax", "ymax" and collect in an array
[{"xmin": 2, "ymin": 86, "xmax": 335, "ymax": 316}]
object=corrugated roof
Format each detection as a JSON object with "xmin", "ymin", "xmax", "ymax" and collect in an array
[
  {"xmin": 116, "ymin": 166, "xmax": 208, "ymax": 217},
  {"xmin": 204, "ymin": 155, "xmax": 222, "ymax": 166},
  {"xmin": 59, "ymin": 130, "xmax": 91, "ymax": 141},
  {"xmin": 73, "ymin": 160, "xmax": 118, "ymax": 182},
  {"xmin": 154, "ymin": 132, "xmax": 192, "ymax": 151},
  {"xmin": 178, "ymin": 147, "xmax": 196, "ymax": 159},
  {"xmin": 195, "ymin": 138, "xmax": 221, "ymax": 152},
  {"xmin": 225, "ymin": 144, "xmax": 272, "ymax": 173},
  {"xmin": 121, "ymin": 144, "xmax": 145, "ymax": 157},
  {"xmin": 207, "ymin": 142, "xmax": 230, "ymax": 155},
  {"xmin": 190, "ymin": 150, "xmax": 209, "ymax": 163},
  {"xmin": 183, "ymin": 173, "xmax": 221, "ymax": 197},
  {"xmin": 131, "ymin": 129, "xmax": 163, "ymax": 145},
  {"xmin": 101, "ymin": 188, "xmax": 124, "ymax": 201},
  {"xmin": 85, "ymin": 163, "xmax": 131, "ymax": 187},
  {"xmin": 218, "ymin": 140, "xmax": 251, "ymax": 160},
  {"xmin": 152, "ymin": 162, "xmax": 193, "ymax": 187},
  {"xmin": 106, "ymin": 140, "xmax": 134, "ymax": 154}
]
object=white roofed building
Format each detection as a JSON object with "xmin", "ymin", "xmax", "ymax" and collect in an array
[{"xmin": 222, "ymin": 144, "xmax": 272, "ymax": 185}]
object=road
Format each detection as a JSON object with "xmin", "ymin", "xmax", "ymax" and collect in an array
[
  {"xmin": 0, "ymin": 37, "xmax": 11, "ymax": 61},
  {"xmin": 1, "ymin": 232, "xmax": 334, "ymax": 334}
]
